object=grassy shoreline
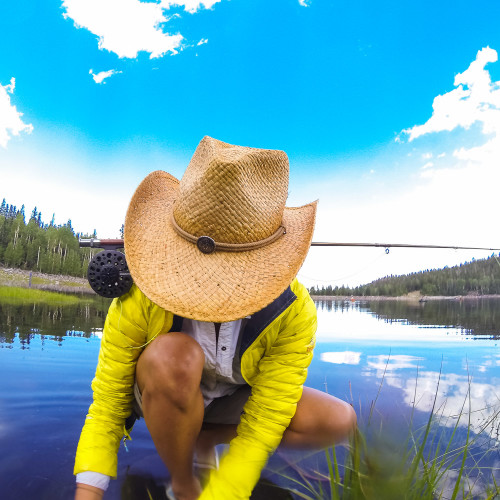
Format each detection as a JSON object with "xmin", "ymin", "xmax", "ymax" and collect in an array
[{"xmin": 0, "ymin": 285, "xmax": 86, "ymax": 305}]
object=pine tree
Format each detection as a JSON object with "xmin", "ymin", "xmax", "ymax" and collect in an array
[
  {"xmin": 30, "ymin": 207, "xmax": 38, "ymax": 224},
  {"xmin": 19, "ymin": 205, "xmax": 26, "ymax": 224}
]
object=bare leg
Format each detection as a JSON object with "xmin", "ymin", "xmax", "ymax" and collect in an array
[
  {"xmin": 280, "ymin": 387, "xmax": 357, "ymax": 448},
  {"xmin": 195, "ymin": 387, "xmax": 357, "ymax": 452},
  {"xmin": 195, "ymin": 423, "xmax": 235, "ymax": 466},
  {"xmin": 136, "ymin": 332, "xmax": 205, "ymax": 500}
]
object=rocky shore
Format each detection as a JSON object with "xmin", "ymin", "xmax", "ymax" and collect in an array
[{"xmin": 0, "ymin": 266, "xmax": 94, "ymax": 295}]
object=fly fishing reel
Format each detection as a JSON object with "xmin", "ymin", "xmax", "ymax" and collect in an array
[{"xmin": 80, "ymin": 239, "xmax": 133, "ymax": 298}]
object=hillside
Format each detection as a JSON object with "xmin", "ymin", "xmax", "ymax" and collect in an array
[
  {"xmin": 310, "ymin": 254, "xmax": 500, "ymax": 297},
  {"xmin": 0, "ymin": 199, "xmax": 99, "ymax": 279}
]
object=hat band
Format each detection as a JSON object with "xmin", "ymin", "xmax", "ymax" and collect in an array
[{"xmin": 171, "ymin": 214, "xmax": 286, "ymax": 254}]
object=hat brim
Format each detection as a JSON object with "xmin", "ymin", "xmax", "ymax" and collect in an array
[{"xmin": 124, "ymin": 170, "xmax": 317, "ymax": 322}]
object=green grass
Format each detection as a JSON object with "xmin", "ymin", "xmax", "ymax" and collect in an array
[
  {"xmin": 0, "ymin": 285, "xmax": 84, "ymax": 305},
  {"xmin": 278, "ymin": 368, "xmax": 500, "ymax": 499}
]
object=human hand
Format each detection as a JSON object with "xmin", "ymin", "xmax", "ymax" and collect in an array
[
  {"xmin": 75, "ymin": 483, "xmax": 105, "ymax": 500},
  {"xmin": 170, "ymin": 476, "xmax": 202, "ymax": 500}
]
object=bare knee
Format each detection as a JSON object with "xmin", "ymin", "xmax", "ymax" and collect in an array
[
  {"xmin": 285, "ymin": 388, "xmax": 357, "ymax": 448},
  {"xmin": 137, "ymin": 332, "xmax": 204, "ymax": 410},
  {"xmin": 331, "ymin": 400, "xmax": 357, "ymax": 440},
  {"xmin": 312, "ymin": 396, "xmax": 357, "ymax": 445}
]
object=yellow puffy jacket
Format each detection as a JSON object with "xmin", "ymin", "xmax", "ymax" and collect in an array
[{"xmin": 74, "ymin": 278, "xmax": 317, "ymax": 499}]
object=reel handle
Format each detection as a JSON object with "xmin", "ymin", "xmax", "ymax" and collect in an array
[{"xmin": 79, "ymin": 238, "xmax": 124, "ymax": 250}]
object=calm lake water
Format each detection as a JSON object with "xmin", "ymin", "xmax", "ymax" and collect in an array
[{"xmin": 1, "ymin": 297, "xmax": 499, "ymax": 499}]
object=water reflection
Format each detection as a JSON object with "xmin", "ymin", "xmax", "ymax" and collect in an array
[
  {"xmin": 0, "ymin": 299, "xmax": 110, "ymax": 346},
  {"xmin": 314, "ymin": 300, "xmax": 500, "ymax": 443},
  {"xmin": 0, "ymin": 297, "xmax": 499, "ymax": 499},
  {"xmin": 315, "ymin": 297, "xmax": 500, "ymax": 337},
  {"xmin": 363, "ymin": 361, "xmax": 500, "ymax": 438},
  {"xmin": 369, "ymin": 299, "xmax": 500, "ymax": 338},
  {"xmin": 320, "ymin": 351, "xmax": 361, "ymax": 364},
  {"xmin": 364, "ymin": 353, "xmax": 424, "ymax": 371}
]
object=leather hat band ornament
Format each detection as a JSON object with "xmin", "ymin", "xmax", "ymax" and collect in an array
[{"xmin": 170, "ymin": 214, "xmax": 286, "ymax": 254}]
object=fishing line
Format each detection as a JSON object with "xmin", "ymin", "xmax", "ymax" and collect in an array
[{"xmin": 310, "ymin": 242, "xmax": 500, "ymax": 251}]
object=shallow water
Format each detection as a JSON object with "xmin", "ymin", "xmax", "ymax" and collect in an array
[{"xmin": 1, "ymin": 297, "xmax": 499, "ymax": 499}]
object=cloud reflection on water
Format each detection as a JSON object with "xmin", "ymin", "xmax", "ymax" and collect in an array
[
  {"xmin": 364, "ymin": 354, "xmax": 424, "ymax": 372},
  {"xmin": 358, "ymin": 351, "xmax": 500, "ymax": 439},
  {"xmin": 382, "ymin": 370, "xmax": 500, "ymax": 433},
  {"xmin": 320, "ymin": 351, "xmax": 361, "ymax": 365},
  {"xmin": 314, "ymin": 300, "xmax": 500, "ymax": 442}
]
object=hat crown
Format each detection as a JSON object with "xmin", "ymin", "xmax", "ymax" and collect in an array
[{"xmin": 173, "ymin": 136, "xmax": 289, "ymax": 244}]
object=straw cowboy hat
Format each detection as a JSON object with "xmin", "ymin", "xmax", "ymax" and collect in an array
[{"xmin": 124, "ymin": 136, "xmax": 317, "ymax": 322}]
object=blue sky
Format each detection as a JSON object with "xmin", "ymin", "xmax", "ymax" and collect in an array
[{"xmin": 1, "ymin": 0, "xmax": 500, "ymax": 287}]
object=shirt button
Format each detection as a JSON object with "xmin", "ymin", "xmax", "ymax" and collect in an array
[{"xmin": 221, "ymin": 346, "xmax": 227, "ymax": 351}]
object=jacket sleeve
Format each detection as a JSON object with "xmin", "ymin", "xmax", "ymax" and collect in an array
[
  {"xmin": 200, "ymin": 281, "xmax": 317, "ymax": 500},
  {"xmin": 74, "ymin": 285, "xmax": 164, "ymax": 477}
]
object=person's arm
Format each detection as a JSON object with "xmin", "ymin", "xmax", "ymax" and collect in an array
[
  {"xmin": 75, "ymin": 483, "xmax": 104, "ymax": 500},
  {"xmin": 74, "ymin": 285, "xmax": 166, "ymax": 479},
  {"xmin": 74, "ymin": 472, "xmax": 109, "ymax": 500},
  {"xmin": 201, "ymin": 281, "xmax": 317, "ymax": 499}
]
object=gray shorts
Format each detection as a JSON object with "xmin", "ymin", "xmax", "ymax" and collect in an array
[{"xmin": 133, "ymin": 382, "xmax": 252, "ymax": 425}]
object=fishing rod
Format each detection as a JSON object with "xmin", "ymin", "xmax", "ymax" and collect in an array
[
  {"xmin": 79, "ymin": 238, "xmax": 500, "ymax": 298},
  {"xmin": 80, "ymin": 238, "xmax": 500, "ymax": 251},
  {"xmin": 311, "ymin": 242, "xmax": 500, "ymax": 252}
]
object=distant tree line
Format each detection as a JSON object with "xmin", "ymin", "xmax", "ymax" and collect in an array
[
  {"xmin": 0, "ymin": 198, "xmax": 97, "ymax": 277},
  {"xmin": 309, "ymin": 255, "xmax": 500, "ymax": 297}
]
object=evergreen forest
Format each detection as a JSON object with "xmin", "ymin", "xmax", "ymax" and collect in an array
[
  {"xmin": 0, "ymin": 198, "xmax": 97, "ymax": 277},
  {"xmin": 310, "ymin": 255, "xmax": 500, "ymax": 297},
  {"xmin": 2, "ymin": 197, "xmax": 499, "ymax": 296}
]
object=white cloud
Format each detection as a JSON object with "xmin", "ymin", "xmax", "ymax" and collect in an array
[
  {"xmin": 397, "ymin": 47, "xmax": 500, "ymax": 247},
  {"xmin": 402, "ymin": 47, "xmax": 500, "ymax": 142},
  {"xmin": 197, "ymin": 38, "xmax": 208, "ymax": 46},
  {"xmin": 89, "ymin": 68, "xmax": 122, "ymax": 84},
  {"xmin": 160, "ymin": 0, "xmax": 222, "ymax": 13},
  {"xmin": 4, "ymin": 79, "xmax": 15, "ymax": 94},
  {"xmin": 298, "ymin": 0, "xmax": 311, "ymax": 6},
  {"xmin": 62, "ymin": 0, "xmax": 184, "ymax": 59},
  {"xmin": 0, "ymin": 78, "xmax": 33, "ymax": 149},
  {"xmin": 299, "ymin": 48, "xmax": 500, "ymax": 289}
]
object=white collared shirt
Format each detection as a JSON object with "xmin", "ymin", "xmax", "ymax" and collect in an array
[{"xmin": 181, "ymin": 318, "xmax": 246, "ymax": 406}]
